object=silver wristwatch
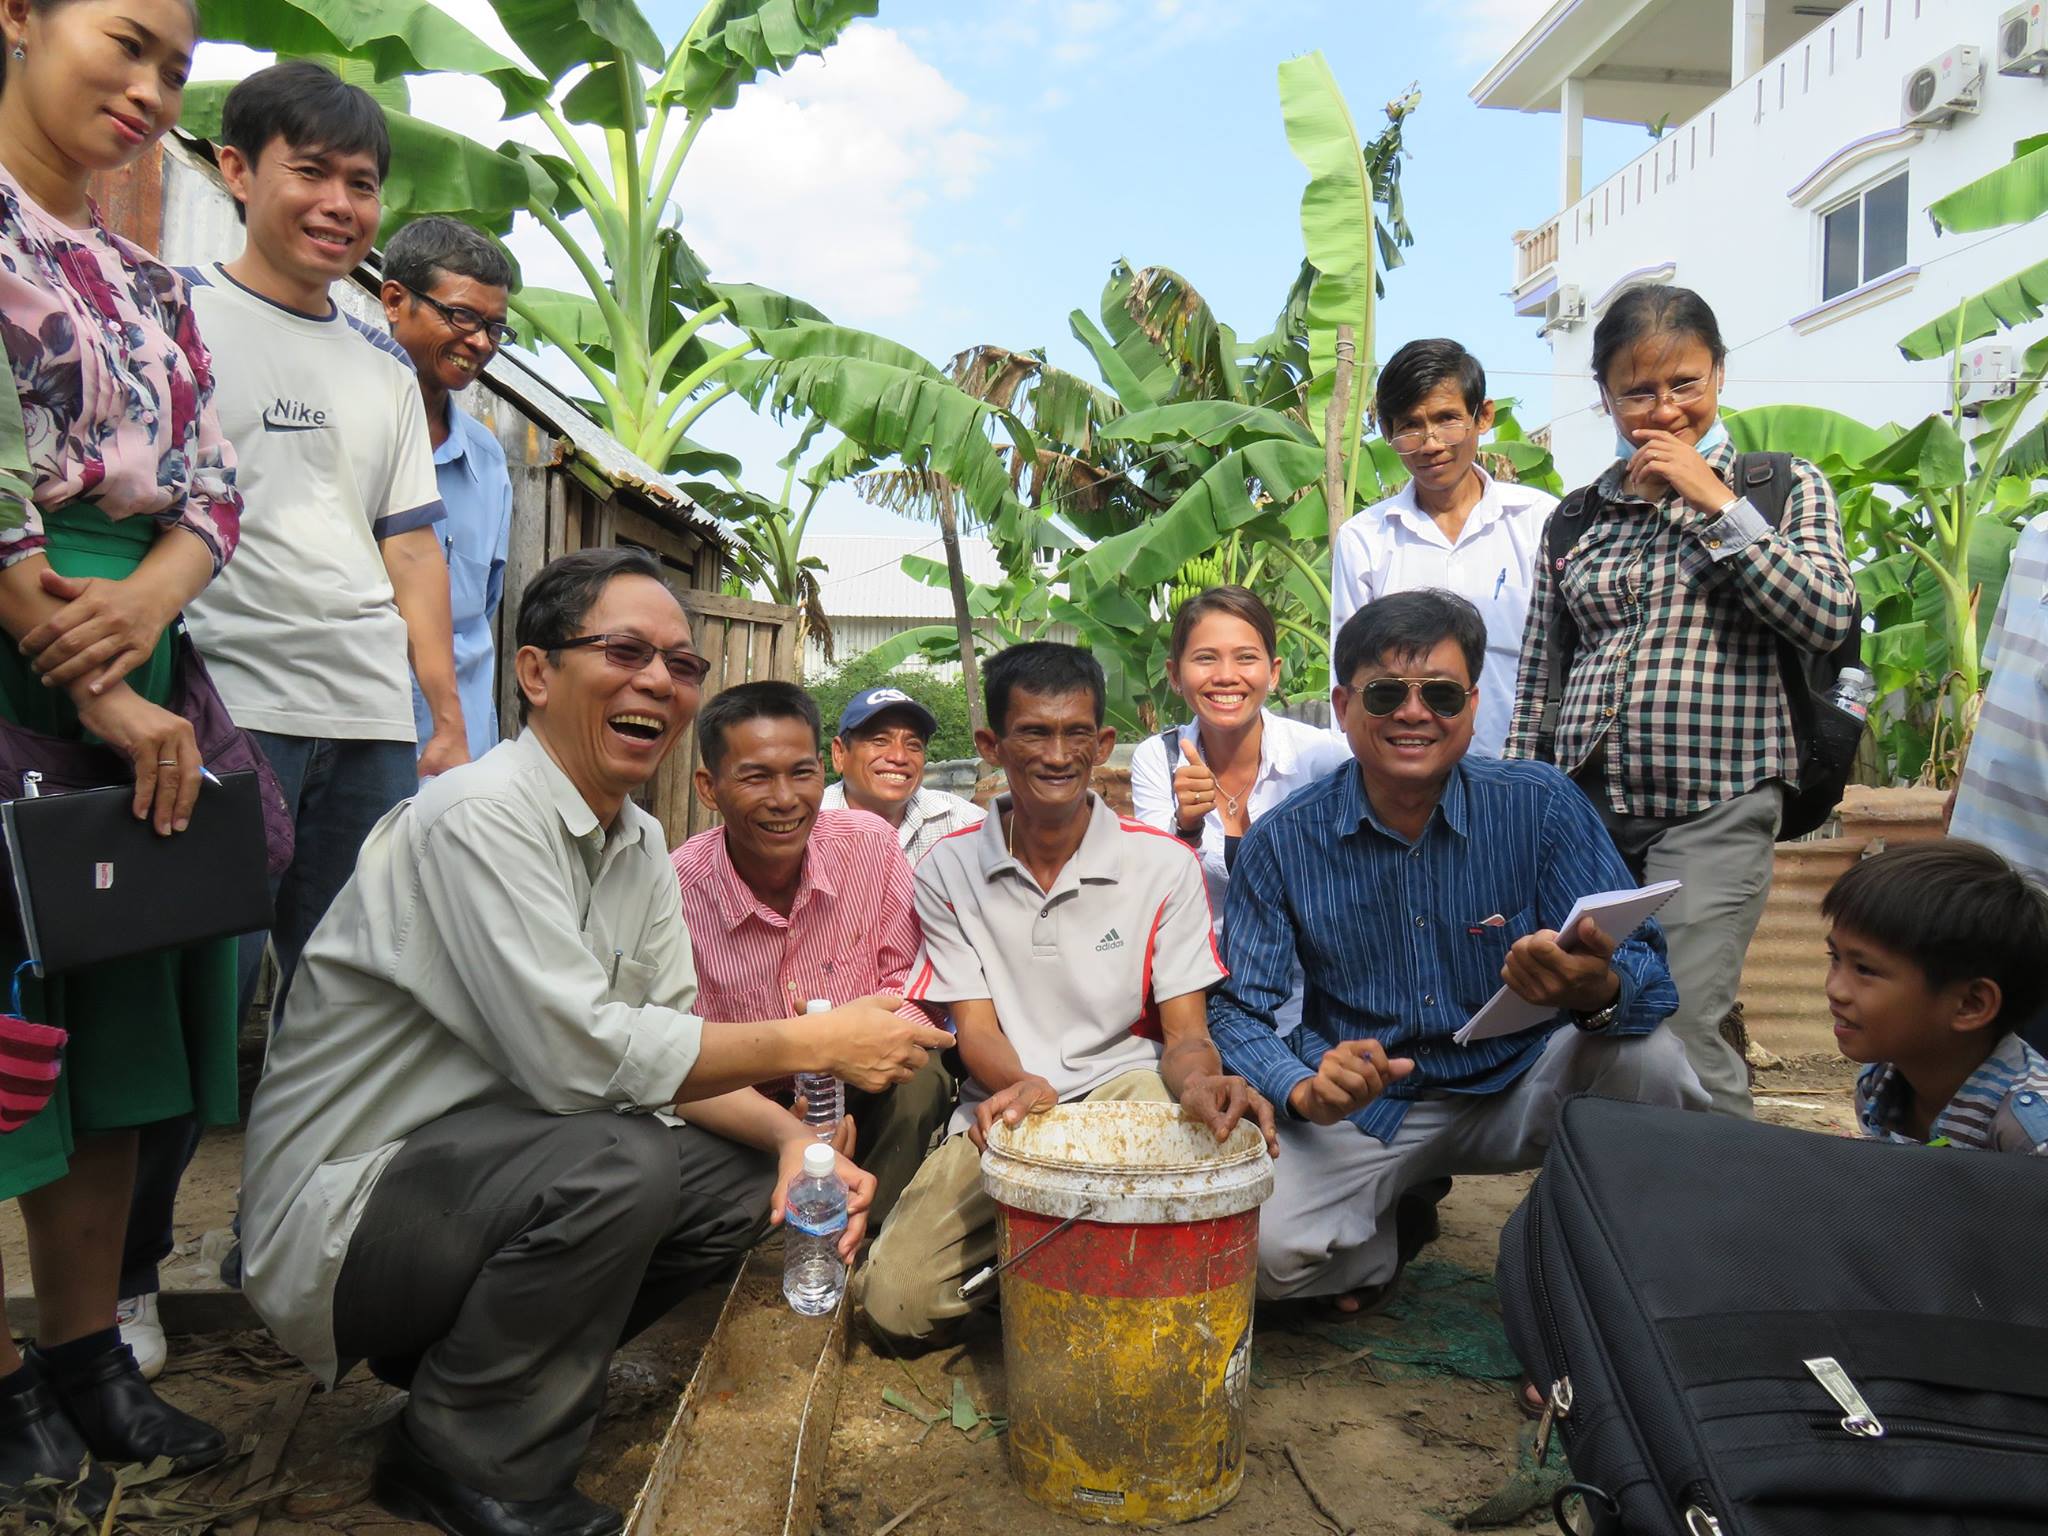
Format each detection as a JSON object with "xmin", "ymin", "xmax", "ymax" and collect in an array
[{"xmin": 1574, "ymin": 997, "xmax": 1622, "ymax": 1033}]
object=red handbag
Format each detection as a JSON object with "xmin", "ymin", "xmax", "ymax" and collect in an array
[{"xmin": 0, "ymin": 968, "xmax": 62, "ymax": 1133}]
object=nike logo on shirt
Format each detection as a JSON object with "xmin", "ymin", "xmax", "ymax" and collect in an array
[{"xmin": 262, "ymin": 398, "xmax": 332, "ymax": 431}]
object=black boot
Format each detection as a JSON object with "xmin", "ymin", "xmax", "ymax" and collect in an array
[
  {"xmin": 0, "ymin": 1368, "xmax": 115, "ymax": 1523},
  {"xmin": 373, "ymin": 1420, "xmax": 624, "ymax": 1536},
  {"xmin": 26, "ymin": 1338, "xmax": 226, "ymax": 1473}
]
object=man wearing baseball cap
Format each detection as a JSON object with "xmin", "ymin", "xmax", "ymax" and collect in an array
[{"xmin": 823, "ymin": 686, "xmax": 984, "ymax": 865}]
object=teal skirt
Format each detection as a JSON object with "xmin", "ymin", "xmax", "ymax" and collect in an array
[{"xmin": 0, "ymin": 507, "xmax": 237, "ymax": 1200}]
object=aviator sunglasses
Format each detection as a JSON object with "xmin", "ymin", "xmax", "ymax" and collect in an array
[{"xmin": 1350, "ymin": 676, "xmax": 1474, "ymax": 718}]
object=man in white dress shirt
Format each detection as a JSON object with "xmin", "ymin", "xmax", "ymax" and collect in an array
[{"xmin": 1331, "ymin": 339, "xmax": 1556, "ymax": 758}]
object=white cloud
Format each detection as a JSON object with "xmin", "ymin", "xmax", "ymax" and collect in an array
[
  {"xmin": 676, "ymin": 23, "xmax": 998, "ymax": 322},
  {"xmin": 1430, "ymin": 0, "xmax": 1558, "ymax": 67}
]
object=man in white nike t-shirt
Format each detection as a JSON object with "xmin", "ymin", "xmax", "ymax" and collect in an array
[{"xmin": 124, "ymin": 64, "xmax": 465, "ymax": 1359}]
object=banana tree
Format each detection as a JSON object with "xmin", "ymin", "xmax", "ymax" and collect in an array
[
  {"xmin": 726, "ymin": 321, "xmax": 1073, "ymax": 732},
  {"xmin": 182, "ymin": 0, "xmax": 867, "ymax": 482}
]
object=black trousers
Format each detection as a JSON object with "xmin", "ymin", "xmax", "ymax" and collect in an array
[{"xmin": 331, "ymin": 1104, "xmax": 775, "ymax": 1501}]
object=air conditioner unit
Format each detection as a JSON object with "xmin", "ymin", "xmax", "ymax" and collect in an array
[
  {"xmin": 1540, "ymin": 284, "xmax": 1585, "ymax": 336},
  {"xmin": 1997, "ymin": 3, "xmax": 2048, "ymax": 76},
  {"xmin": 1900, "ymin": 44, "xmax": 1983, "ymax": 125},
  {"xmin": 1958, "ymin": 344, "xmax": 2018, "ymax": 415}
]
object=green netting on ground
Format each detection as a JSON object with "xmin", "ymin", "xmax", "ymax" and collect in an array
[{"xmin": 1281, "ymin": 1260, "xmax": 1524, "ymax": 1382}]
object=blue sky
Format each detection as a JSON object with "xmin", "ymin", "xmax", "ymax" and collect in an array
[{"xmin": 627, "ymin": 0, "xmax": 1650, "ymax": 535}]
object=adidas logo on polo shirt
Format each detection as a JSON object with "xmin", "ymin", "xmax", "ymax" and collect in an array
[{"xmin": 1095, "ymin": 928, "xmax": 1124, "ymax": 952}]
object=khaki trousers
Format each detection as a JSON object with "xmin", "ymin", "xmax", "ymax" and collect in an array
[
  {"xmin": 853, "ymin": 1068, "xmax": 1173, "ymax": 1350},
  {"xmin": 1586, "ymin": 780, "xmax": 1783, "ymax": 1119}
]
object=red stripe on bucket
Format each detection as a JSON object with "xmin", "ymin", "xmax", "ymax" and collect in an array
[{"xmin": 998, "ymin": 1206, "xmax": 1258, "ymax": 1298}]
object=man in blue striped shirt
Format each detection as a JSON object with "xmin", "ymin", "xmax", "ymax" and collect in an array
[{"xmin": 1210, "ymin": 591, "xmax": 1706, "ymax": 1307}]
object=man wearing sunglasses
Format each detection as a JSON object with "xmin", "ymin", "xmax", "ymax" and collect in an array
[
  {"xmin": 238, "ymin": 549, "xmax": 950, "ymax": 1536},
  {"xmin": 379, "ymin": 217, "xmax": 519, "ymax": 768},
  {"xmin": 1209, "ymin": 590, "xmax": 1705, "ymax": 1315}
]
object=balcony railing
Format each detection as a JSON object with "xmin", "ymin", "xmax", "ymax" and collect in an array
[{"xmin": 1515, "ymin": 219, "xmax": 1561, "ymax": 288}]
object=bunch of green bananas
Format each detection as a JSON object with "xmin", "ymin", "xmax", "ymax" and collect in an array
[{"xmin": 1168, "ymin": 552, "xmax": 1226, "ymax": 612}]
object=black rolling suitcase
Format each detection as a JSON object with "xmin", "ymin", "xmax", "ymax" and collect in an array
[{"xmin": 1495, "ymin": 1096, "xmax": 2048, "ymax": 1535}]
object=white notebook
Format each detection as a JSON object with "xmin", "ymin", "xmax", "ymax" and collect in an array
[{"xmin": 1453, "ymin": 880, "xmax": 1683, "ymax": 1045}]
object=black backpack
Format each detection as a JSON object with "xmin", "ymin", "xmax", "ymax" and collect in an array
[{"xmin": 1537, "ymin": 452, "xmax": 1863, "ymax": 840}]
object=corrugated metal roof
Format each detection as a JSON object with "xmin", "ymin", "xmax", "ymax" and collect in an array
[{"xmin": 806, "ymin": 534, "xmax": 1012, "ymax": 619}]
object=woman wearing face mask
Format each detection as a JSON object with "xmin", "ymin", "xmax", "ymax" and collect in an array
[
  {"xmin": 0, "ymin": 0, "xmax": 239, "ymax": 1516},
  {"xmin": 1130, "ymin": 586, "xmax": 1350, "ymax": 1038},
  {"xmin": 1505, "ymin": 284, "xmax": 1855, "ymax": 1120}
]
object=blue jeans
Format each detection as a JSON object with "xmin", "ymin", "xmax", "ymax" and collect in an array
[{"xmin": 121, "ymin": 733, "xmax": 417, "ymax": 1298}]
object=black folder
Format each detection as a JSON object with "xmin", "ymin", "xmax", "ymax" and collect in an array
[{"xmin": 1, "ymin": 770, "xmax": 272, "ymax": 975}]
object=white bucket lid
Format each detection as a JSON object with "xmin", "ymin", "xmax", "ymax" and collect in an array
[{"xmin": 980, "ymin": 1101, "xmax": 1275, "ymax": 1223}]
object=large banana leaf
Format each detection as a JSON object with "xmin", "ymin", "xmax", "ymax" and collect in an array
[
  {"xmin": 1927, "ymin": 137, "xmax": 2048, "ymax": 235},
  {"xmin": 1068, "ymin": 308, "xmax": 1163, "ymax": 412},
  {"xmin": 751, "ymin": 322, "xmax": 943, "ymax": 380},
  {"xmin": 710, "ymin": 283, "xmax": 827, "ymax": 330},
  {"xmin": 739, "ymin": 353, "xmax": 1025, "ymax": 532},
  {"xmin": 1895, "ymin": 255, "xmax": 2048, "ymax": 360},
  {"xmin": 1120, "ymin": 266, "xmax": 1237, "ymax": 402},
  {"xmin": 1097, "ymin": 264, "xmax": 1184, "ymax": 408},
  {"xmin": 1100, "ymin": 401, "xmax": 1316, "ymax": 452},
  {"xmin": 560, "ymin": 57, "xmax": 647, "ymax": 130},
  {"xmin": 1846, "ymin": 414, "xmax": 1967, "ymax": 493},
  {"xmin": 195, "ymin": 0, "xmax": 541, "ymax": 104},
  {"xmin": 514, "ymin": 287, "xmax": 613, "ymax": 347},
  {"xmin": 660, "ymin": 0, "xmax": 881, "ymax": 115},
  {"xmin": 1068, "ymin": 440, "xmax": 1327, "ymax": 589},
  {"xmin": 490, "ymin": 0, "xmax": 664, "ymax": 84},
  {"xmin": 1278, "ymin": 52, "xmax": 1372, "ymax": 451},
  {"xmin": 179, "ymin": 87, "xmax": 548, "ymax": 234},
  {"xmin": 1723, "ymin": 403, "xmax": 1896, "ymax": 477}
]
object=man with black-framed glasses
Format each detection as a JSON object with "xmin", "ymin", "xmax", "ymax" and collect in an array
[
  {"xmin": 1209, "ymin": 590, "xmax": 1705, "ymax": 1316},
  {"xmin": 239, "ymin": 549, "xmax": 947, "ymax": 1536},
  {"xmin": 380, "ymin": 216, "xmax": 519, "ymax": 768}
]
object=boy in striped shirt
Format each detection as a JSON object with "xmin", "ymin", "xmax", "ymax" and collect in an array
[{"xmin": 1825, "ymin": 843, "xmax": 2048, "ymax": 1156}]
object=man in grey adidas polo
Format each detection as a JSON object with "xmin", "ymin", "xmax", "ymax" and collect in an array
[{"xmin": 855, "ymin": 643, "xmax": 1279, "ymax": 1351}]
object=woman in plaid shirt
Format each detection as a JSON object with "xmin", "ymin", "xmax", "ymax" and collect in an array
[{"xmin": 1505, "ymin": 285, "xmax": 1856, "ymax": 1118}]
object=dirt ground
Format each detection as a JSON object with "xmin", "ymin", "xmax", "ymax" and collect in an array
[{"xmin": 2, "ymin": 1056, "xmax": 1860, "ymax": 1534}]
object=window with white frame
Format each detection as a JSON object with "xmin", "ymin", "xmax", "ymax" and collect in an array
[{"xmin": 1820, "ymin": 170, "xmax": 1909, "ymax": 302}]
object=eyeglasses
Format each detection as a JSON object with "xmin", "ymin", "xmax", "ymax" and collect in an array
[
  {"xmin": 553, "ymin": 634, "xmax": 710, "ymax": 686},
  {"xmin": 1609, "ymin": 378, "xmax": 1710, "ymax": 417},
  {"xmin": 1386, "ymin": 417, "xmax": 1475, "ymax": 454},
  {"xmin": 1349, "ymin": 677, "xmax": 1474, "ymax": 718},
  {"xmin": 404, "ymin": 283, "xmax": 517, "ymax": 347}
]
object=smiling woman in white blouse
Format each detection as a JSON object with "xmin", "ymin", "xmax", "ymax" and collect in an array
[{"xmin": 1130, "ymin": 587, "xmax": 1350, "ymax": 1034}]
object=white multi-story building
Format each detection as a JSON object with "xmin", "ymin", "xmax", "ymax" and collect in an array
[{"xmin": 1474, "ymin": 0, "xmax": 2046, "ymax": 482}]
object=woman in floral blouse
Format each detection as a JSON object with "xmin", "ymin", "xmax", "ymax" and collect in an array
[{"xmin": 0, "ymin": 0, "xmax": 240, "ymax": 1516}]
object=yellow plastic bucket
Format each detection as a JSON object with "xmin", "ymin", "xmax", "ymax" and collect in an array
[{"xmin": 981, "ymin": 1102, "xmax": 1275, "ymax": 1525}]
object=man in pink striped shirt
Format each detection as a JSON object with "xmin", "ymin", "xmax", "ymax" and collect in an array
[{"xmin": 671, "ymin": 682, "xmax": 954, "ymax": 1224}]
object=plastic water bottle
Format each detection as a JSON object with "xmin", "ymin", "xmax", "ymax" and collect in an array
[
  {"xmin": 1826, "ymin": 667, "xmax": 1877, "ymax": 721},
  {"xmin": 782, "ymin": 1141, "xmax": 848, "ymax": 1316},
  {"xmin": 796, "ymin": 998, "xmax": 842, "ymax": 1141}
]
